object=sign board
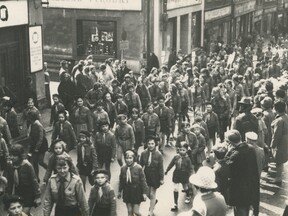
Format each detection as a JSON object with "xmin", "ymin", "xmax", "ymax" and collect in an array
[
  {"xmin": 0, "ymin": 0, "xmax": 28, "ymax": 28},
  {"xmin": 49, "ymin": 0, "xmax": 142, "ymax": 11},
  {"xmin": 264, "ymin": 7, "xmax": 277, "ymax": 14},
  {"xmin": 167, "ymin": 0, "xmax": 201, "ymax": 10},
  {"xmin": 29, "ymin": 26, "xmax": 43, "ymax": 73},
  {"xmin": 205, "ymin": 6, "xmax": 231, "ymax": 22},
  {"xmin": 234, "ymin": 1, "xmax": 256, "ymax": 17},
  {"xmin": 120, "ymin": 40, "xmax": 129, "ymax": 50}
]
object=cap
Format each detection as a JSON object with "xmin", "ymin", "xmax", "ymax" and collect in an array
[
  {"xmin": 245, "ymin": 132, "xmax": 258, "ymax": 141},
  {"xmin": 79, "ymin": 130, "xmax": 91, "ymax": 137},
  {"xmin": 124, "ymin": 74, "xmax": 131, "ymax": 78},
  {"xmin": 251, "ymin": 107, "xmax": 263, "ymax": 114},
  {"xmin": 92, "ymin": 169, "xmax": 109, "ymax": 176},
  {"xmin": 238, "ymin": 97, "xmax": 253, "ymax": 105}
]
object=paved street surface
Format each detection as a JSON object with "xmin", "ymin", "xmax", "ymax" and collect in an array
[{"xmin": 0, "ymin": 81, "xmax": 287, "ymax": 216}]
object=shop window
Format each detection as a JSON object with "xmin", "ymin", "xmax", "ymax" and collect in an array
[{"xmin": 77, "ymin": 20, "xmax": 116, "ymax": 58}]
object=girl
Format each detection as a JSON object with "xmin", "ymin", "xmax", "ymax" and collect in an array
[
  {"xmin": 127, "ymin": 108, "xmax": 145, "ymax": 154},
  {"xmin": 51, "ymin": 110, "xmax": 77, "ymax": 152},
  {"xmin": 92, "ymin": 101, "xmax": 110, "ymax": 133},
  {"xmin": 189, "ymin": 78, "xmax": 205, "ymax": 115},
  {"xmin": 111, "ymin": 79, "xmax": 122, "ymax": 103},
  {"xmin": 165, "ymin": 143, "xmax": 193, "ymax": 211},
  {"xmin": 118, "ymin": 150, "xmax": 148, "ymax": 216},
  {"xmin": 176, "ymin": 81, "xmax": 191, "ymax": 128},
  {"xmin": 77, "ymin": 130, "xmax": 98, "ymax": 191},
  {"xmin": 43, "ymin": 155, "xmax": 89, "ymax": 216},
  {"xmin": 191, "ymin": 125, "xmax": 206, "ymax": 172},
  {"xmin": 50, "ymin": 94, "xmax": 65, "ymax": 126},
  {"xmin": 4, "ymin": 144, "xmax": 41, "ymax": 215},
  {"xmin": 70, "ymin": 96, "xmax": 93, "ymax": 138},
  {"xmin": 103, "ymin": 92, "xmax": 117, "ymax": 129},
  {"xmin": 28, "ymin": 111, "xmax": 48, "ymax": 182},
  {"xmin": 140, "ymin": 137, "xmax": 164, "ymax": 216},
  {"xmin": 43, "ymin": 139, "xmax": 78, "ymax": 184},
  {"xmin": 2, "ymin": 100, "xmax": 20, "ymax": 138},
  {"xmin": 136, "ymin": 78, "xmax": 151, "ymax": 113}
]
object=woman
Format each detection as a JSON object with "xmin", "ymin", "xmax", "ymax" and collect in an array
[
  {"xmin": 135, "ymin": 78, "xmax": 151, "ymax": 113},
  {"xmin": 70, "ymin": 96, "xmax": 93, "ymax": 138},
  {"xmin": 2, "ymin": 100, "xmax": 19, "ymax": 138},
  {"xmin": 58, "ymin": 72, "xmax": 76, "ymax": 113},
  {"xmin": 43, "ymin": 155, "xmax": 89, "ymax": 216}
]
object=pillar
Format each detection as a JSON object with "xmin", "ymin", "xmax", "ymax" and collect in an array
[
  {"xmin": 188, "ymin": 13, "xmax": 192, "ymax": 53},
  {"xmin": 177, "ymin": 15, "xmax": 181, "ymax": 51}
]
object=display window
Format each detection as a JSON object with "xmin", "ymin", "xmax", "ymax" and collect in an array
[{"xmin": 77, "ymin": 20, "xmax": 117, "ymax": 58}]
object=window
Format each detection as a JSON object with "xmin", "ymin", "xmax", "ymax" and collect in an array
[{"xmin": 77, "ymin": 20, "xmax": 116, "ymax": 58}]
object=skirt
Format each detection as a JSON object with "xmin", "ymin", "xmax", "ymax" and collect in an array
[
  {"xmin": 55, "ymin": 205, "xmax": 81, "ymax": 216},
  {"xmin": 123, "ymin": 183, "xmax": 144, "ymax": 204},
  {"xmin": 144, "ymin": 167, "xmax": 161, "ymax": 189},
  {"xmin": 172, "ymin": 169, "xmax": 190, "ymax": 184}
]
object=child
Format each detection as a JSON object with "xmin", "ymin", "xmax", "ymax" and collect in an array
[
  {"xmin": 94, "ymin": 122, "xmax": 116, "ymax": 179},
  {"xmin": 0, "ymin": 132, "xmax": 9, "ymax": 172},
  {"xmin": 191, "ymin": 125, "xmax": 206, "ymax": 172},
  {"xmin": 124, "ymin": 84, "xmax": 142, "ymax": 117},
  {"xmin": 88, "ymin": 169, "xmax": 117, "ymax": 216},
  {"xmin": 127, "ymin": 108, "xmax": 145, "ymax": 154},
  {"xmin": 118, "ymin": 150, "xmax": 148, "ymax": 216},
  {"xmin": 140, "ymin": 137, "xmax": 164, "ymax": 216},
  {"xmin": 3, "ymin": 194, "xmax": 28, "ymax": 216},
  {"xmin": 165, "ymin": 143, "xmax": 194, "ymax": 210},
  {"xmin": 20, "ymin": 97, "xmax": 41, "ymax": 131},
  {"xmin": 115, "ymin": 114, "xmax": 135, "ymax": 166},
  {"xmin": 2, "ymin": 100, "xmax": 20, "ymax": 138},
  {"xmin": 114, "ymin": 94, "xmax": 128, "ymax": 116},
  {"xmin": 212, "ymin": 143, "xmax": 229, "ymax": 203},
  {"xmin": 50, "ymin": 94, "xmax": 65, "ymax": 126},
  {"xmin": 4, "ymin": 144, "xmax": 41, "ymax": 215},
  {"xmin": 77, "ymin": 130, "xmax": 98, "ymax": 191},
  {"xmin": 103, "ymin": 92, "xmax": 117, "ymax": 129},
  {"xmin": 190, "ymin": 166, "xmax": 227, "ymax": 216},
  {"xmin": 43, "ymin": 139, "xmax": 78, "ymax": 184},
  {"xmin": 51, "ymin": 110, "xmax": 77, "ymax": 152},
  {"xmin": 93, "ymin": 101, "xmax": 110, "ymax": 133}
]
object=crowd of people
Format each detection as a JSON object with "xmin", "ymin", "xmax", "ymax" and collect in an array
[{"xmin": 0, "ymin": 33, "xmax": 288, "ymax": 216}]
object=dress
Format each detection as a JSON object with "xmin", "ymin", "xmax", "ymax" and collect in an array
[{"xmin": 119, "ymin": 163, "xmax": 148, "ymax": 204}]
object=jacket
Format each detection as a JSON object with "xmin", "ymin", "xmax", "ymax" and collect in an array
[
  {"xmin": 77, "ymin": 142, "xmax": 98, "ymax": 173},
  {"xmin": 94, "ymin": 130, "xmax": 117, "ymax": 160},
  {"xmin": 127, "ymin": 118, "xmax": 145, "ymax": 145},
  {"xmin": 70, "ymin": 106, "xmax": 93, "ymax": 134},
  {"xmin": 141, "ymin": 113, "xmax": 160, "ymax": 134},
  {"xmin": 115, "ymin": 123, "xmax": 135, "ymax": 150},
  {"xmin": 154, "ymin": 105, "xmax": 171, "ymax": 128},
  {"xmin": 3, "ymin": 108, "xmax": 19, "ymax": 138},
  {"xmin": 50, "ymin": 102, "xmax": 65, "ymax": 125},
  {"xmin": 271, "ymin": 113, "xmax": 288, "ymax": 164},
  {"xmin": 233, "ymin": 112, "xmax": 259, "ymax": 141},
  {"xmin": 29, "ymin": 120, "xmax": 48, "ymax": 153},
  {"xmin": 124, "ymin": 92, "xmax": 142, "ymax": 113}
]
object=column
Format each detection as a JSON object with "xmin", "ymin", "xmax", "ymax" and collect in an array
[
  {"xmin": 153, "ymin": 0, "xmax": 160, "ymax": 61},
  {"xmin": 188, "ymin": 13, "xmax": 192, "ymax": 53},
  {"xmin": 177, "ymin": 15, "xmax": 181, "ymax": 52}
]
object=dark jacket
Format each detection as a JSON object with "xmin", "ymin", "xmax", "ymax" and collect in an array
[
  {"xmin": 29, "ymin": 120, "xmax": 48, "ymax": 153},
  {"xmin": 50, "ymin": 102, "xmax": 65, "ymax": 125},
  {"xmin": 225, "ymin": 142, "xmax": 260, "ymax": 207}
]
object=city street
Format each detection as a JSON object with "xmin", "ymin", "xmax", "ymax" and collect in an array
[{"xmin": 1, "ymin": 82, "xmax": 286, "ymax": 216}]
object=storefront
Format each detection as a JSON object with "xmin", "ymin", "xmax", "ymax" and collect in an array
[
  {"xmin": 204, "ymin": 5, "xmax": 232, "ymax": 52},
  {"xmin": 254, "ymin": 9, "xmax": 263, "ymax": 35},
  {"xmin": 263, "ymin": 7, "xmax": 278, "ymax": 35},
  {"xmin": 43, "ymin": 0, "xmax": 144, "ymax": 70},
  {"xmin": 232, "ymin": 1, "xmax": 256, "ymax": 40},
  {"xmin": 163, "ymin": 0, "xmax": 203, "ymax": 62},
  {"xmin": 0, "ymin": 0, "xmax": 44, "ymax": 108}
]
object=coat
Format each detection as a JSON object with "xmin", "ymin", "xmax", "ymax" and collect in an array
[
  {"xmin": 50, "ymin": 102, "xmax": 65, "ymax": 125},
  {"xmin": 29, "ymin": 120, "xmax": 48, "ymax": 153},
  {"xmin": 3, "ymin": 108, "xmax": 19, "ymax": 138},
  {"xmin": 271, "ymin": 113, "xmax": 288, "ymax": 164},
  {"xmin": 70, "ymin": 106, "xmax": 93, "ymax": 137},
  {"xmin": 225, "ymin": 142, "xmax": 260, "ymax": 207}
]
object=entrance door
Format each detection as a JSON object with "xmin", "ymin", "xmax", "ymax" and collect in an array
[{"xmin": 0, "ymin": 43, "xmax": 21, "ymax": 102}]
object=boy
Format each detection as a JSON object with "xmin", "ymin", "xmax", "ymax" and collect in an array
[
  {"xmin": 50, "ymin": 94, "xmax": 65, "ymax": 126},
  {"xmin": 3, "ymin": 194, "xmax": 28, "ymax": 216},
  {"xmin": 114, "ymin": 94, "xmax": 128, "ymax": 116},
  {"xmin": 88, "ymin": 169, "xmax": 116, "ymax": 216},
  {"xmin": 93, "ymin": 101, "xmax": 110, "ymax": 133}
]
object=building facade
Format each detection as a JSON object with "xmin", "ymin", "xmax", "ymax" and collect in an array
[
  {"xmin": 43, "ymin": 0, "xmax": 145, "ymax": 71},
  {"xmin": 0, "ymin": 0, "xmax": 45, "ymax": 108}
]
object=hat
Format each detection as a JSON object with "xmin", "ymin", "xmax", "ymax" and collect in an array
[
  {"xmin": 183, "ymin": 61, "xmax": 189, "ymax": 65},
  {"xmin": 245, "ymin": 132, "xmax": 258, "ymax": 141},
  {"xmin": 92, "ymin": 169, "xmax": 109, "ymax": 176},
  {"xmin": 79, "ymin": 130, "xmax": 91, "ymax": 137},
  {"xmin": 189, "ymin": 166, "xmax": 217, "ymax": 189},
  {"xmin": 251, "ymin": 107, "xmax": 263, "ymax": 114},
  {"xmin": 124, "ymin": 74, "xmax": 131, "ymax": 78},
  {"xmin": 261, "ymin": 97, "xmax": 273, "ymax": 109},
  {"xmin": 238, "ymin": 97, "xmax": 252, "ymax": 105}
]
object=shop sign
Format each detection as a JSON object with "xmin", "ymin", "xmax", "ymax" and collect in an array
[
  {"xmin": 0, "ymin": 0, "xmax": 28, "ymax": 28},
  {"xmin": 49, "ymin": 0, "xmax": 142, "ymax": 11},
  {"xmin": 205, "ymin": 6, "xmax": 231, "ymax": 22},
  {"xmin": 264, "ymin": 7, "xmax": 277, "ymax": 14},
  {"xmin": 167, "ymin": 0, "xmax": 201, "ymax": 10},
  {"xmin": 234, "ymin": 1, "xmax": 256, "ymax": 17},
  {"xmin": 120, "ymin": 40, "xmax": 129, "ymax": 50},
  {"xmin": 29, "ymin": 26, "xmax": 43, "ymax": 73}
]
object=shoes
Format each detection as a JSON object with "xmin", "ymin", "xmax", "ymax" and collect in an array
[
  {"xmin": 185, "ymin": 196, "xmax": 191, "ymax": 204},
  {"xmin": 170, "ymin": 205, "xmax": 178, "ymax": 212}
]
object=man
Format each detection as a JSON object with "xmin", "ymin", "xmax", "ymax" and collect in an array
[
  {"xmin": 225, "ymin": 130, "xmax": 260, "ymax": 216},
  {"xmin": 268, "ymin": 58, "xmax": 281, "ymax": 79},
  {"xmin": 270, "ymin": 101, "xmax": 288, "ymax": 186},
  {"xmin": 233, "ymin": 97, "xmax": 258, "ymax": 141},
  {"xmin": 117, "ymin": 60, "xmax": 130, "ymax": 84}
]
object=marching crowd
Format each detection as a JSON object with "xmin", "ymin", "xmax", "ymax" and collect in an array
[{"xmin": 0, "ymin": 34, "xmax": 288, "ymax": 216}]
